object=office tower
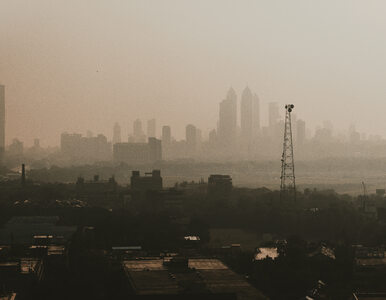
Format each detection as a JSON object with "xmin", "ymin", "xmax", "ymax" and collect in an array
[
  {"xmin": 113, "ymin": 138, "xmax": 162, "ymax": 164},
  {"xmin": 147, "ymin": 119, "xmax": 156, "ymax": 138},
  {"xmin": 148, "ymin": 137, "xmax": 162, "ymax": 162},
  {"xmin": 268, "ymin": 102, "xmax": 280, "ymax": 128},
  {"xmin": 208, "ymin": 129, "xmax": 217, "ymax": 144},
  {"xmin": 186, "ymin": 124, "xmax": 197, "ymax": 152},
  {"xmin": 133, "ymin": 119, "xmax": 143, "ymax": 137},
  {"xmin": 61, "ymin": 133, "xmax": 111, "ymax": 162},
  {"xmin": 218, "ymin": 87, "xmax": 237, "ymax": 146},
  {"xmin": 162, "ymin": 125, "xmax": 171, "ymax": 145},
  {"xmin": 0, "ymin": 85, "xmax": 4, "ymax": 163},
  {"xmin": 240, "ymin": 86, "xmax": 253, "ymax": 142},
  {"xmin": 252, "ymin": 93, "xmax": 260, "ymax": 136},
  {"xmin": 296, "ymin": 119, "xmax": 306, "ymax": 145},
  {"xmin": 133, "ymin": 119, "xmax": 146, "ymax": 142},
  {"xmin": 113, "ymin": 122, "xmax": 121, "ymax": 144}
]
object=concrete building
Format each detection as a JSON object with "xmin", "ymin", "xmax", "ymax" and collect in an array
[
  {"xmin": 208, "ymin": 175, "xmax": 233, "ymax": 199},
  {"xmin": 113, "ymin": 122, "xmax": 122, "ymax": 144},
  {"xmin": 133, "ymin": 119, "xmax": 146, "ymax": 143},
  {"xmin": 186, "ymin": 124, "xmax": 197, "ymax": 155},
  {"xmin": 252, "ymin": 93, "xmax": 260, "ymax": 136},
  {"xmin": 162, "ymin": 125, "xmax": 171, "ymax": 145},
  {"xmin": 130, "ymin": 170, "xmax": 163, "ymax": 191},
  {"xmin": 218, "ymin": 88, "xmax": 237, "ymax": 147},
  {"xmin": 61, "ymin": 133, "xmax": 111, "ymax": 162},
  {"xmin": 147, "ymin": 118, "xmax": 156, "ymax": 138},
  {"xmin": 240, "ymin": 86, "xmax": 253, "ymax": 143},
  {"xmin": 0, "ymin": 216, "xmax": 76, "ymax": 245},
  {"xmin": 113, "ymin": 138, "xmax": 162, "ymax": 164}
]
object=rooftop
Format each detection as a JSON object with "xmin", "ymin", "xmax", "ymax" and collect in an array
[{"xmin": 123, "ymin": 257, "xmax": 267, "ymax": 300}]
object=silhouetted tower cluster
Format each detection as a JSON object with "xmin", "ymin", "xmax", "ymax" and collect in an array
[{"xmin": 280, "ymin": 104, "xmax": 296, "ymax": 201}]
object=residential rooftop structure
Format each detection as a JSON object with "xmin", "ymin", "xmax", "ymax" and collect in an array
[
  {"xmin": 123, "ymin": 257, "xmax": 267, "ymax": 299},
  {"xmin": 208, "ymin": 175, "xmax": 232, "ymax": 199},
  {"xmin": 131, "ymin": 170, "xmax": 163, "ymax": 192},
  {"xmin": 0, "ymin": 216, "xmax": 76, "ymax": 245}
]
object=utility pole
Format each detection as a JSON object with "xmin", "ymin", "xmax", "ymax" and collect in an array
[{"xmin": 280, "ymin": 104, "xmax": 296, "ymax": 201}]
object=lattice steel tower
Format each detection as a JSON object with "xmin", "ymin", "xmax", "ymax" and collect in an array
[{"xmin": 280, "ymin": 104, "xmax": 296, "ymax": 201}]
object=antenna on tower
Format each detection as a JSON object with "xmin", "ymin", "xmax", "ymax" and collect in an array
[{"xmin": 280, "ymin": 104, "xmax": 296, "ymax": 201}]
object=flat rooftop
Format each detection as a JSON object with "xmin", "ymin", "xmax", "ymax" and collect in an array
[{"xmin": 123, "ymin": 258, "xmax": 267, "ymax": 300}]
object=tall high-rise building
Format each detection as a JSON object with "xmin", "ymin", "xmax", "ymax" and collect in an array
[
  {"xmin": 268, "ymin": 102, "xmax": 280, "ymax": 128},
  {"xmin": 133, "ymin": 119, "xmax": 146, "ymax": 142},
  {"xmin": 133, "ymin": 119, "xmax": 143, "ymax": 137},
  {"xmin": 147, "ymin": 119, "xmax": 156, "ymax": 138},
  {"xmin": 186, "ymin": 124, "xmax": 197, "ymax": 155},
  {"xmin": 240, "ymin": 86, "xmax": 253, "ymax": 142},
  {"xmin": 113, "ymin": 122, "xmax": 121, "ymax": 144},
  {"xmin": 162, "ymin": 125, "xmax": 171, "ymax": 145},
  {"xmin": 252, "ymin": 93, "xmax": 260, "ymax": 136},
  {"xmin": 0, "ymin": 85, "xmax": 4, "ymax": 163},
  {"xmin": 218, "ymin": 87, "xmax": 237, "ymax": 146}
]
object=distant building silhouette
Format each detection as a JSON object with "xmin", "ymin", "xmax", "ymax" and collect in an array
[
  {"xmin": 113, "ymin": 122, "xmax": 121, "ymax": 144},
  {"xmin": 208, "ymin": 174, "xmax": 233, "ymax": 198},
  {"xmin": 218, "ymin": 87, "xmax": 237, "ymax": 147},
  {"xmin": 186, "ymin": 124, "xmax": 197, "ymax": 154},
  {"xmin": 268, "ymin": 102, "xmax": 280, "ymax": 128},
  {"xmin": 0, "ymin": 85, "xmax": 4, "ymax": 163},
  {"xmin": 9, "ymin": 139, "xmax": 23, "ymax": 156},
  {"xmin": 60, "ymin": 133, "xmax": 111, "ymax": 162},
  {"xmin": 147, "ymin": 118, "xmax": 156, "ymax": 138},
  {"xmin": 148, "ymin": 137, "xmax": 162, "ymax": 162},
  {"xmin": 240, "ymin": 86, "xmax": 253, "ymax": 143},
  {"xmin": 130, "ymin": 170, "xmax": 163, "ymax": 191},
  {"xmin": 133, "ymin": 119, "xmax": 146, "ymax": 143},
  {"xmin": 33, "ymin": 138, "xmax": 40, "ymax": 148},
  {"xmin": 113, "ymin": 137, "xmax": 162, "ymax": 164},
  {"xmin": 162, "ymin": 125, "xmax": 171, "ymax": 145},
  {"xmin": 252, "ymin": 93, "xmax": 260, "ymax": 136},
  {"xmin": 208, "ymin": 129, "xmax": 217, "ymax": 145}
]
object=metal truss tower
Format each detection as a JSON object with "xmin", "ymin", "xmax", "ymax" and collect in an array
[{"xmin": 280, "ymin": 104, "xmax": 296, "ymax": 201}]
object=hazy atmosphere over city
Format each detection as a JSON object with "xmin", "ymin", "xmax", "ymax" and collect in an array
[
  {"xmin": 3, "ymin": 1, "xmax": 386, "ymax": 300},
  {"xmin": 2, "ymin": 0, "xmax": 386, "ymax": 145}
]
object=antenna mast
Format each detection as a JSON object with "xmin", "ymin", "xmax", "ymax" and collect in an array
[{"xmin": 280, "ymin": 104, "xmax": 296, "ymax": 201}]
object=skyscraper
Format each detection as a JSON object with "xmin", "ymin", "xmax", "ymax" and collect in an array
[
  {"xmin": 113, "ymin": 122, "xmax": 121, "ymax": 144},
  {"xmin": 186, "ymin": 124, "xmax": 197, "ymax": 153},
  {"xmin": 240, "ymin": 86, "xmax": 253, "ymax": 142},
  {"xmin": 0, "ymin": 85, "xmax": 4, "ymax": 163},
  {"xmin": 133, "ymin": 119, "xmax": 143, "ymax": 137},
  {"xmin": 162, "ymin": 125, "xmax": 171, "ymax": 145},
  {"xmin": 252, "ymin": 93, "xmax": 260, "ymax": 136},
  {"xmin": 268, "ymin": 102, "xmax": 280, "ymax": 128},
  {"xmin": 218, "ymin": 87, "xmax": 237, "ymax": 146},
  {"xmin": 147, "ymin": 118, "xmax": 156, "ymax": 138},
  {"xmin": 133, "ymin": 119, "xmax": 146, "ymax": 142}
]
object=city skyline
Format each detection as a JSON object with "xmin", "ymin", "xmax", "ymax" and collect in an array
[
  {"xmin": 1, "ymin": 82, "xmax": 381, "ymax": 149},
  {"xmin": 2, "ymin": 1, "xmax": 386, "ymax": 146}
]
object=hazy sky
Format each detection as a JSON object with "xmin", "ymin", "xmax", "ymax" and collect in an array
[{"xmin": 1, "ymin": 0, "xmax": 386, "ymax": 146}]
